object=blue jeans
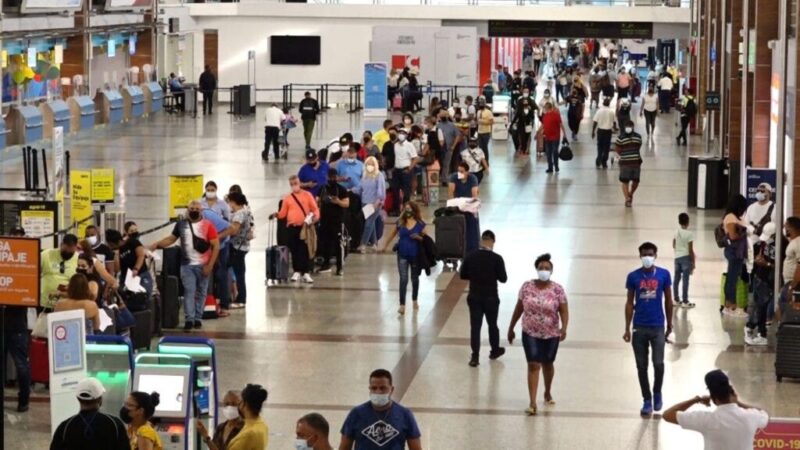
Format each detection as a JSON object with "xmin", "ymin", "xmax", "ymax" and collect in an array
[
  {"xmin": 748, "ymin": 277, "xmax": 772, "ymax": 337},
  {"xmin": 544, "ymin": 139, "xmax": 560, "ymax": 171},
  {"xmin": 632, "ymin": 326, "xmax": 665, "ymax": 401},
  {"xmin": 229, "ymin": 248, "xmax": 248, "ymax": 304},
  {"xmin": 180, "ymin": 264, "xmax": 210, "ymax": 323},
  {"xmin": 397, "ymin": 255, "xmax": 420, "ymax": 306},
  {"xmin": 214, "ymin": 245, "xmax": 231, "ymax": 308},
  {"xmin": 3, "ymin": 331, "xmax": 31, "ymax": 405},
  {"xmin": 673, "ymin": 256, "xmax": 692, "ymax": 302},
  {"xmin": 362, "ymin": 210, "xmax": 380, "ymax": 247},
  {"xmin": 724, "ymin": 246, "xmax": 745, "ymax": 305}
]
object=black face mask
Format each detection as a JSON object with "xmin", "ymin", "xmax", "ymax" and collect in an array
[
  {"xmin": 119, "ymin": 406, "xmax": 132, "ymax": 424},
  {"xmin": 76, "ymin": 268, "xmax": 88, "ymax": 276},
  {"xmin": 61, "ymin": 251, "xmax": 75, "ymax": 261},
  {"xmin": 188, "ymin": 211, "xmax": 201, "ymax": 221},
  {"xmin": 127, "ymin": 232, "xmax": 140, "ymax": 240}
]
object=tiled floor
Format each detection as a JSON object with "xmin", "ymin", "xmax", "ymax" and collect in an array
[{"xmin": 2, "ymin": 96, "xmax": 799, "ymax": 449}]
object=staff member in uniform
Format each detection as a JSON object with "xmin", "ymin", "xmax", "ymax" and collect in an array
[
  {"xmin": 460, "ymin": 230, "xmax": 508, "ymax": 367},
  {"xmin": 50, "ymin": 377, "xmax": 129, "ymax": 450},
  {"xmin": 299, "ymin": 91, "xmax": 321, "ymax": 148}
]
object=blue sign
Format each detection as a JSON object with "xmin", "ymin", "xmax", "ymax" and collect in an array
[
  {"xmin": 710, "ymin": 47, "xmax": 717, "ymax": 63},
  {"xmin": 745, "ymin": 168, "xmax": 777, "ymax": 205},
  {"xmin": 364, "ymin": 62, "xmax": 388, "ymax": 115}
]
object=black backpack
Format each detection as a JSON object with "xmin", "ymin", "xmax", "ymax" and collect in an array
[
  {"xmin": 684, "ymin": 98, "xmax": 697, "ymax": 117},
  {"xmin": 714, "ymin": 223, "xmax": 728, "ymax": 248}
]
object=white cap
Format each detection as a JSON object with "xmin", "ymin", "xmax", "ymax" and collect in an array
[
  {"xmin": 758, "ymin": 182, "xmax": 773, "ymax": 192},
  {"xmin": 76, "ymin": 377, "xmax": 106, "ymax": 401},
  {"xmin": 760, "ymin": 222, "xmax": 777, "ymax": 242}
]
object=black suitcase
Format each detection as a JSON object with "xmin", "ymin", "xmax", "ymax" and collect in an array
[
  {"xmin": 434, "ymin": 213, "xmax": 466, "ymax": 260},
  {"xmin": 266, "ymin": 219, "xmax": 291, "ymax": 283},
  {"xmin": 131, "ymin": 309, "xmax": 153, "ymax": 351},
  {"xmin": 776, "ymin": 306, "xmax": 800, "ymax": 382},
  {"xmin": 160, "ymin": 275, "xmax": 181, "ymax": 329},
  {"xmin": 161, "ymin": 246, "xmax": 183, "ymax": 296}
]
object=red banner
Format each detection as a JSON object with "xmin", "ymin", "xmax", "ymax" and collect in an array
[{"xmin": 754, "ymin": 419, "xmax": 800, "ymax": 450}]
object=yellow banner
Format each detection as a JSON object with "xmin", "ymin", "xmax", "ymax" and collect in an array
[
  {"xmin": 90, "ymin": 168, "xmax": 115, "ymax": 204},
  {"xmin": 168, "ymin": 175, "xmax": 204, "ymax": 219},
  {"xmin": 70, "ymin": 170, "xmax": 93, "ymax": 238}
]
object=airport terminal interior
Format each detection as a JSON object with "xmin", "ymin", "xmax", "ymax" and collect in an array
[{"xmin": 2, "ymin": 0, "xmax": 800, "ymax": 449}]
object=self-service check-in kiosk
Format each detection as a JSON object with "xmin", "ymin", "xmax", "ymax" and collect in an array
[
  {"xmin": 95, "ymin": 89, "xmax": 124, "ymax": 125},
  {"xmin": 491, "ymin": 94, "xmax": 511, "ymax": 141},
  {"xmin": 122, "ymin": 85, "xmax": 145, "ymax": 121},
  {"xmin": 68, "ymin": 95, "xmax": 97, "ymax": 132},
  {"xmin": 5, "ymin": 105, "xmax": 43, "ymax": 145},
  {"xmin": 86, "ymin": 335, "xmax": 134, "ymax": 416},
  {"xmin": 41, "ymin": 99, "xmax": 71, "ymax": 138},
  {"xmin": 157, "ymin": 336, "xmax": 219, "ymax": 440},
  {"xmin": 134, "ymin": 353, "xmax": 195, "ymax": 450},
  {"xmin": 142, "ymin": 82, "xmax": 164, "ymax": 115}
]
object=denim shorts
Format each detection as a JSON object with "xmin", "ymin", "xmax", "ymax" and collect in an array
[
  {"xmin": 619, "ymin": 166, "xmax": 641, "ymax": 183},
  {"xmin": 522, "ymin": 333, "xmax": 560, "ymax": 363}
]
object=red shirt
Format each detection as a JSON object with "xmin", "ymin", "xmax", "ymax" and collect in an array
[{"xmin": 541, "ymin": 110, "xmax": 563, "ymax": 141}]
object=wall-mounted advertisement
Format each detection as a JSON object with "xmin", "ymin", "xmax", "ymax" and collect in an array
[
  {"xmin": 104, "ymin": 0, "xmax": 151, "ymax": 11},
  {"xmin": 21, "ymin": 0, "xmax": 82, "ymax": 13},
  {"xmin": 364, "ymin": 62, "xmax": 388, "ymax": 117}
]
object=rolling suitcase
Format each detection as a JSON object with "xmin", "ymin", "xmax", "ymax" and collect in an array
[
  {"xmin": 434, "ymin": 212, "xmax": 466, "ymax": 261},
  {"xmin": 266, "ymin": 219, "xmax": 291, "ymax": 284},
  {"xmin": 161, "ymin": 275, "xmax": 181, "ymax": 329},
  {"xmin": 776, "ymin": 304, "xmax": 800, "ymax": 382},
  {"xmin": 719, "ymin": 273, "xmax": 749, "ymax": 310},
  {"xmin": 202, "ymin": 295, "xmax": 220, "ymax": 319},
  {"xmin": 392, "ymin": 94, "xmax": 403, "ymax": 111},
  {"xmin": 30, "ymin": 337, "xmax": 49, "ymax": 386},
  {"xmin": 131, "ymin": 309, "xmax": 153, "ymax": 351}
]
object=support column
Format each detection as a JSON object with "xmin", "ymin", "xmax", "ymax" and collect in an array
[
  {"xmin": 726, "ymin": 0, "xmax": 744, "ymax": 194},
  {"xmin": 750, "ymin": 0, "xmax": 778, "ymax": 167}
]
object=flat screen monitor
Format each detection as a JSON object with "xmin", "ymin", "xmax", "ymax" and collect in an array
[
  {"xmin": 270, "ymin": 36, "xmax": 320, "ymax": 65},
  {"xmin": 134, "ymin": 372, "xmax": 189, "ymax": 419},
  {"xmin": 20, "ymin": 0, "xmax": 82, "ymax": 13}
]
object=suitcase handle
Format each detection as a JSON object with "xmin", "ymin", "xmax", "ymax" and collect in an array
[{"xmin": 267, "ymin": 217, "xmax": 276, "ymax": 248}]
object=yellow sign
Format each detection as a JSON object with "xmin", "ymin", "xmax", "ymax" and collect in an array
[
  {"xmin": 90, "ymin": 168, "xmax": 115, "ymax": 204},
  {"xmin": 70, "ymin": 170, "xmax": 93, "ymax": 238},
  {"xmin": 168, "ymin": 175, "xmax": 204, "ymax": 219}
]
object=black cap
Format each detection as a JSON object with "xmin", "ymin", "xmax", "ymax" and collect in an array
[
  {"xmin": 704, "ymin": 369, "xmax": 732, "ymax": 399},
  {"xmin": 305, "ymin": 148, "xmax": 317, "ymax": 160}
]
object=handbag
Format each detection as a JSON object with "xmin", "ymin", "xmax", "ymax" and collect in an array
[
  {"xmin": 187, "ymin": 220, "xmax": 211, "ymax": 253},
  {"xmin": 31, "ymin": 310, "xmax": 51, "ymax": 338},
  {"xmin": 558, "ymin": 143, "xmax": 574, "ymax": 161},
  {"xmin": 109, "ymin": 291, "xmax": 137, "ymax": 329}
]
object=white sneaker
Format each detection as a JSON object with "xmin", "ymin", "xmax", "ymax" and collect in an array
[
  {"xmin": 732, "ymin": 309, "xmax": 749, "ymax": 318},
  {"xmin": 753, "ymin": 336, "xmax": 769, "ymax": 346},
  {"xmin": 291, "ymin": 272, "xmax": 301, "ymax": 282},
  {"xmin": 302, "ymin": 273, "xmax": 314, "ymax": 284},
  {"xmin": 744, "ymin": 326, "xmax": 755, "ymax": 339},
  {"xmin": 356, "ymin": 245, "xmax": 367, "ymax": 254}
]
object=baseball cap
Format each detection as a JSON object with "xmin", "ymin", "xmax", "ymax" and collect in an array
[
  {"xmin": 760, "ymin": 222, "xmax": 777, "ymax": 242},
  {"xmin": 758, "ymin": 182, "xmax": 773, "ymax": 192},
  {"xmin": 76, "ymin": 377, "xmax": 105, "ymax": 401},
  {"xmin": 704, "ymin": 369, "xmax": 732, "ymax": 398},
  {"xmin": 305, "ymin": 148, "xmax": 317, "ymax": 160}
]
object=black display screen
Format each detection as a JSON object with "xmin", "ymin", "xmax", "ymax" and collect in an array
[
  {"xmin": 488, "ymin": 21, "xmax": 653, "ymax": 39},
  {"xmin": 270, "ymin": 36, "xmax": 321, "ymax": 65}
]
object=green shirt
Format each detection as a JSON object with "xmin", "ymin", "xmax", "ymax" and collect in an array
[{"xmin": 40, "ymin": 248, "xmax": 78, "ymax": 308}]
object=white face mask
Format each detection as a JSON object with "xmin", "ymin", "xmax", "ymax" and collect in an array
[
  {"xmin": 537, "ymin": 270, "xmax": 552, "ymax": 282},
  {"xmin": 404, "ymin": 119, "xmax": 412, "ymax": 125},
  {"xmin": 641, "ymin": 256, "xmax": 656, "ymax": 269},
  {"xmin": 398, "ymin": 135, "xmax": 407, "ymax": 142},
  {"xmin": 624, "ymin": 127, "xmax": 633, "ymax": 134},
  {"xmin": 370, "ymin": 393, "xmax": 391, "ymax": 407},
  {"xmin": 756, "ymin": 192, "xmax": 767, "ymax": 202},
  {"xmin": 366, "ymin": 165, "xmax": 376, "ymax": 173},
  {"xmin": 206, "ymin": 191, "xmax": 217, "ymax": 199},
  {"xmin": 524, "ymin": 108, "xmax": 530, "ymax": 114},
  {"xmin": 86, "ymin": 236, "xmax": 98, "ymax": 246},
  {"xmin": 346, "ymin": 156, "xmax": 357, "ymax": 163},
  {"xmin": 457, "ymin": 172, "xmax": 466, "ymax": 180},
  {"xmin": 544, "ymin": 93, "xmax": 551, "ymax": 97},
  {"xmin": 340, "ymin": 144, "xmax": 349, "ymax": 152},
  {"xmin": 294, "ymin": 439, "xmax": 312, "ymax": 450},
  {"xmin": 221, "ymin": 406, "xmax": 239, "ymax": 422}
]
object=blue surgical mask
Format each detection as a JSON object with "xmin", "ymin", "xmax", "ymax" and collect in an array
[
  {"xmin": 294, "ymin": 439, "xmax": 311, "ymax": 450},
  {"xmin": 370, "ymin": 393, "xmax": 391, "ymax": 407}
]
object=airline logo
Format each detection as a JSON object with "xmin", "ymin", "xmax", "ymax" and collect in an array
[{"xmin": 392, "ymin": 55, "xmax": 420, "ymax": 70}]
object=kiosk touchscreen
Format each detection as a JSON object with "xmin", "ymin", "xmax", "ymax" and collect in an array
[{"xmin": 133, "ymin": 360, "xmax": 194, "ymax": 450}]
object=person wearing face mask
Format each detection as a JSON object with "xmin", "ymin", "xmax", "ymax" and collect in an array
[
  {"xmin": 298, "ymin": 149, "xmax": 330, "ymax": 198},
  {"xmin": 339, "ymin": 369, "xmax": 421, "ymax": 450},
  {"xmin": 540, "ymin": 102, "xmax": 569, "ymax": 173},
  {"xmin": 54, "ymin": 274, "xmax": 101, "ymax": 335},
  {"xmin": 613, "ymin": 120, "xmax": 643, "ymax": 207},
  {"xmin": 335, "ymin": 146, "xmax": 365, "ymax": 251},
  {"xmin": 372, "ymin": 119, "xmax": 394, "ymax": 152},
  {"xmin": 460, "ymin": 136, "xmax": 489, "ymax": 184},
  {"xmin": 591, "ymin": 97, "xmax": 615, "ymax": 169},
  {"xmin": 226, "ymin": 192, "xmax": 252, "ymax": 309},
  {"xmin": 623, "ymin": 242, "xmax": 673, "ymax": 416},
  {"xmin": 355, "ymin": 156, "xmax": 386, "ymax": 253},
  {"xmin": 295, "ymin": 413, "xmax": 333, "ymax": 450},
  {"xmin": 113, "ymin": 221, "xmax": 154, "ymax": 305},
  {"xmin": 588, "ymin": 66, "xmax": 603, "ymax": 108},
  {"xmin": 149, "ymin": 200, "xmax": 220, "ymax": 330},
  {"xmin": 361, "ymin": 131, "xmax": 379, "ymax": 160},
  {"xmin": 382, "ymin": 201, "xmax": 425, "ymax": 315},
  {"xmin": 76, "ymin": 254, "xmax": 103, "ymax": 303},
  {"xmin": 317, "ymin": 168, "xmax": 350, "ymax": 276},
  {"xmin": 448, "ymin": 162, "xmax": 481, "ymax": 254},
  {"xmin": 40, "ymin": 233, "xmax": 80, "ymax": 309},
  {"xmin": 120, "ymin": 391, "xmax": 162, "ymax": 450},
  {"xmin": 639, "ymin": 86, "xmax": 659, "ymax": 141},
  {"xmin": 676, "ymin": 88, "xmax": 697, "ymax": 146},
  {"xmin": 226, "ymin": 384, "xmax": 269, "ymax": 450},
  {"xmin": 616, "ymin": 98, "xmax": 632, "ymax": 136},
  {"xmin": 84, "ymin": 225, "xmax": 115, "ymax": 272},
  {"xmin": 475, "ymin": 98, "xmax": 493, "ymax": 161},
  {"xmin": 512, "ymin": 98, "xmax": 537, "ymax": 155},
  {"xmin": 744, "ymin": 183, "xmax": 776, "ymax": 249},
  {"xmin": 391, "ymin": 129, "xmax": 419, "ymax": 210},
  {"xmin": 400, "ymin": 113, "xmax": 414, "ymax": 133},
  {"xmin": 778, "ymin": 216, "xmax": 800, "ymax": 323},
  {"xmin": 507, "ymin": 253, "xmax": 569, "ymax": 416},
  {"xmin": 269, "ymin": 175, "xmax": 320, "ymax": 284},
  {"xmin": 566, "ymin": 80, "xmax": 587, "ymax": 141},
  {"xmin": 50, "ymin": 377, "xmax": 129, "ymax": 450},
  {"xmin": 197, "ymin": 390, "xmax": 244, "ymax": 450},
  {"xmin": 202, "ymin": 181, "xmax": 231, "ymax": 221}
]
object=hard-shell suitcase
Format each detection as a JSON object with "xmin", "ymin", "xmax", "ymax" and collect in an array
[
  {"xmin": 434, "ymin": 213, "xmax": 466, "ymax": 260},
  {"xmin": 392, "ymin": 94, "xmax": 403, "ymax": 110},
  {"xmin": 720, "ymin": 273, "xmax": 749, "ymax": 310},
  {"xmin": 202, "ymin": 294, "xmax": 220, "ymax": 319},
  {"xmin": 266, "ymin": 219, "xmax": 291, "ymax": 284},
  {"xmin": 160, "ymin": 275, "xmax": 181, "ymax": 328},
  {"xmin": 131, "ymin": 309, "xmax": 153, "ymax": 351},
  {"xmin": 30, "ymin": 337, "xmax": 49, "ymax": 386},
  {"xmin": 776, "ymin": 304, "xmax": 800, "ymax": 381}
]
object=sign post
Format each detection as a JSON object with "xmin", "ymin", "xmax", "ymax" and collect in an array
[
  {"xmin": 168, "ymin": 175, "xmax": 204, "ymax": 219},
  {"xmin": 0, "ymin": 236, "xmax": 41, "ymax": 450},
  {"xmin": 90, "ymin": 168, "xmax": 115, "ymax": 204}
]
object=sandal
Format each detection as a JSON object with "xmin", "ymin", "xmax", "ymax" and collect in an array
[
  {"xmin": 544, "ymin": 396, "xmax": 556, "ymax": 406},
  {"xmin": 525, "ymin": 406, "xmax": 537, "ymax": 416},
  {"xmin": 218, "ymin": 310, "xmax": 231, "ymax": 318}
]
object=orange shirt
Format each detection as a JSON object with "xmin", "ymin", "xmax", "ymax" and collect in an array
[{"xmin": 278, "ymin": 190, "xmax": 320, "ymax": 226}]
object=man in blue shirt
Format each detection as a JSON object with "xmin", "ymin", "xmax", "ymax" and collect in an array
[
  {"xmin": 298, "ymin": 148, "xmax": 329, "ymax": 197},
  {"xmin": 335, "ymin": 146, "xmax": 364, "ymax": 191},
  {"xmin": 340, "ymin": 369, "xmax": 421, "ymax": 450},
  {"xmin": 624, "ymin": 241, "xmax": 674, "ymax": 417},
  {"xmin": 202, "ymin": 207, "xmax": 232, "ymax": 313},
  {"xmin": 169, "ymin": 73, "xmax": 185, "ymax": 111}
]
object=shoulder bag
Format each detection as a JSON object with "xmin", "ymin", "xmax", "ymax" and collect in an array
[
  {"xmin": 292, "ymin": 194, "xmax": 318, "ymax": 257},
  {"xmin": 187, "ymin": 220, "xmax": 211, "ymax": 253}
]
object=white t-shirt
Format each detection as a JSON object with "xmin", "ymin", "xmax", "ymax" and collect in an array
[
  {"xmin": 265, "ymin": 106, "xmax": 283, "ymax": 127},
  {"xmin": 658, "ymin": 77, "xmax": 674, "ymax": 91},
  {"xmin": 394, "ymin": 141, "xmax": 418, "ymax": 169},
  {"xmin": 783, "ymin": 237, "xmax": 800, "ymax": 282},
  {"xmin": 744, "ymin": 201, "xmax": 776, "ymax": 231},
  {"xmin": 643, "ymin": 93, "xmax": 659, "ymax": 112},
  {"xmin": 460, "ymin": 147, "xmax": 486, "ymax": 173},
  {"xmin": 677, "ymin": 404, "xmax": 768, "ymax": 450},
  {"xmin": 674, "ymin": 228, "xmax": 694, "ymax": 258},
  {"xmin": 593, "ymin": 107, "xmax": 616, "ymax": 130}
]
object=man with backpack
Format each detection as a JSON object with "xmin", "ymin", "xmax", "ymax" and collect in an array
[{"xmin": 676, "ymin": 89, "xmax": 697, "ymax": 146}]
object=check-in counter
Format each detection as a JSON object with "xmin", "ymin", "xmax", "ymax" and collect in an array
[
  {"xmin": 40, "ymin": 99, "xmax": 71, "ymax": 138},
  {"xmin": 122, "ymin": 85, "xmax": 145, "ymax": 121},
  {"xmin": 142, "ymin": 82, "xmax": 163, "ymax": 114},
  {"xmin": 94, "ymin": 89, "xmax": 124, "ymax": 125},
  {"xmin": 5, "ymin": 105, "xmax": 43, "ymax": 145},
  {"xmin": 68, "ymin": 95, "xmax": 97, "ymax": 132}
]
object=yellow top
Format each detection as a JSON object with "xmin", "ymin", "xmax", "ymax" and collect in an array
[
  {"xmin": 40, "ymin": 248, "xmax": 78, "ymax": 308},
  {"xmin": 373, "ymin": 129, "xmax": 390, "ymax": 152},
  {"xmin": 227, "ymin": 418, "xmax": 269, "ymax": 450},
  {"xmin": 130, "ymin": 423, "xmax": 163, "ymax": 450}
]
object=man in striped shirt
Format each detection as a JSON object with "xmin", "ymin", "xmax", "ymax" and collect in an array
[{"xmin": 614, "ymin": 120, "xmax": 643, "ymax": 207}]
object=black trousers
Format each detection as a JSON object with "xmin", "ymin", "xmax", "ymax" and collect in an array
[
  {"xmin": 202, "ymin": 91, "xmax": 213, "ymax": 114},
  {"xmin": 287, "ymin": 226, "xmax": 310, "ymax": 273},
  {"xmin": 264, "ymin": 126, "xmax": 280, "ymax": 160},
  {"xmin": 467, "ymin": 295, "xmax": 500, "ymax": 357},
  {"xmin": 677, "ymin": 116, "xmax": 690, "ymax": 143},
  {"xmin": 318, "ymin": 222, "xmax": 343, "ymax": 271},
  {"xmin": 345, "ymin": 193, "xmax": 363, "ymax": 251}
]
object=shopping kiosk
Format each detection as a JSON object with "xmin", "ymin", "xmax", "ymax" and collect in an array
[{"xmin": 85, "ymin": 335, "xmax": 134, "ymax": 415}]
